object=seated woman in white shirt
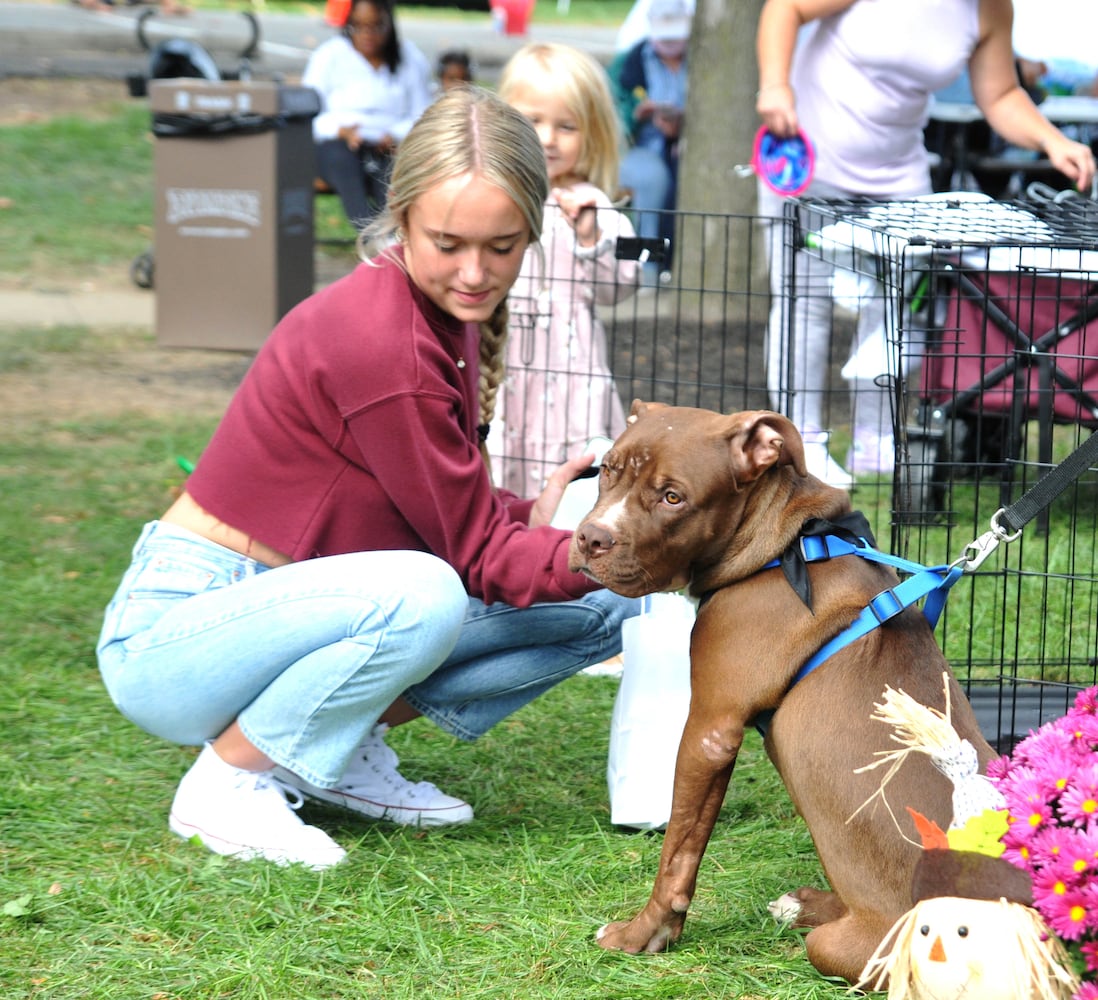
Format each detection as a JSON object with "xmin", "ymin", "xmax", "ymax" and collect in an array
[{"xmin": 303, "ymin": 0, "xmax": 433, "ymax": 230}]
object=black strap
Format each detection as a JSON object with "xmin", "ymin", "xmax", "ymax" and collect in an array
[
  {"xmin": 779, "ymin": 512, "xmax": 878, "ymax": 611},
  {"xmin": 998, "ymin": 429, "xmax": 1098, "ymax": 535}
]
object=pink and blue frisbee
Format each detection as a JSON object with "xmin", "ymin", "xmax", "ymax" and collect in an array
[{"xmin": 753, "ymin": 126, "xmax": 815, "ymax": 197}]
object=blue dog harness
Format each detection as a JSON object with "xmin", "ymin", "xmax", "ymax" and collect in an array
[{"xmin": 774, "ymin": 533, "xmax": 964, "ymax": 687}]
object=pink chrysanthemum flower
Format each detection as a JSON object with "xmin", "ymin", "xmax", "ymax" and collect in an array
[
  {"xmin": 1073, "ymin": 688, "xmax": 1098, "ymax": 717},
  {"xmin": 1000, "ymin": 768, "xmax": 1056, "ymax": 838},
  {"xmin": 1028, "ymin": 825, "xmax": 1075, "ymax": 871},
  {"xmin": 1077, "ymin": 981, "xmax": 1098, "ymax": 1000},
  {"xmin": 990, "ymin": 686, "xmax": 1098, "ymax": 999},
  {"xmin": 986, "ymin": 752, "xmax": 1014, "ymax": 781},
  {"xmin": 1061, "ymin": 763, "xmax": 1098, "ymax": 826},
  {"xmin": 1068, "ymin": 713, "xmax": 1098, "ymax": 752},
  {"xmin": 1036, "ymin": 824, "xmax": 1098, "ymax": 888},
  {"xmin": 1038, "ymin": 885, "xmax": 1091, "ymax": 941},
  {"xmin": 1031, "ymin": 864, "xmax": 1076, "ymax": 900},
  {"xmin": 1041, "ymin": 745, "xmax": 1090, "ymax": 801}
]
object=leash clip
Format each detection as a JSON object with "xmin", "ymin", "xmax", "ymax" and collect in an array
[{"xmin": 953, "ymin": 507, "xmax": 1023, "ymax": 573}]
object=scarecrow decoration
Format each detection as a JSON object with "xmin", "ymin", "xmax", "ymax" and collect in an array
[{"xmin": 852, "ymin": 678, "xmax": 1079, "ymax": 1000}]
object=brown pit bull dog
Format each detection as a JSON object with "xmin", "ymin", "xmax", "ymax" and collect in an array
[{"xmin": 568, "ymin": 401, "xmax": 994, "ymax": 985}]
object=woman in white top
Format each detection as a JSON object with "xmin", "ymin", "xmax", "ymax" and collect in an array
[
  {"xmin": 303, "ymin": 0, "xmax": 433, "ymax": 229},
  {"xmin": 754, "ymin": 0, "xmax": 1096, "ymax": 485}
]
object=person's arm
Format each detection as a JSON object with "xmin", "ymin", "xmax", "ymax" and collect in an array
[
  {"xmin": 755, "ymin": 0, "xmax": 856, "ymax": 137},
  {"xmin": 304, "ymin": 40, "xmax": 368, "ymax": 146},
  {"xmin": 969, "ymin": 0, "xmax": 1096, "ymax": 191},
  {"xmin": 346, "ymin": 389, "xmax": 597, "ymax": 608},
  {"xmin": 303, "ymin": 43, "xmax": 343, "ymax": 143},
  {"xmin": 556, "ymin": 186, "xmax": 641, "ymax": 304},
  {"xmin": 585, "ymin": 204, "xmax": 641, "ymax": 304}
]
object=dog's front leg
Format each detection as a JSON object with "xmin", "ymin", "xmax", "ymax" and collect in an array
[{"xmin": 597, "ymin": 716, "xmax": 742, "ymax": 954}]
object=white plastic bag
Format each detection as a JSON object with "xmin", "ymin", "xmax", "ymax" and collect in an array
[{"xmin": 607, "ymin": 592, "xmax": 695, "ymax": 830}]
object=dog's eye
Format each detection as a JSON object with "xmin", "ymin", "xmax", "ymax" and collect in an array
[{"xmin": 664, "ymin": 491, "xmax": 683, "ymax": 506}]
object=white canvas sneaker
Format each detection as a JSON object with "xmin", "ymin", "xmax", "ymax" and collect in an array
[
  {"xmin": 169, "ymin": 744, "xmax": 347, "ymax": 870},
  {"xmin": 274, "ymin": 725, "xmax": 474, "ymax": 828}
]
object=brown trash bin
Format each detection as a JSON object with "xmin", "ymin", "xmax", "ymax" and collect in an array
[{"xmin": 149, "ymin": 79, "xmax": 321, "ymax": 351}]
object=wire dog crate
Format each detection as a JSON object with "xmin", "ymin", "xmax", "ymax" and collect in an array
[
  {"xmin": 492, "ymin": 197, "xmax": 1097, "ymax": 750},
  {"xmin": 789, "ymin": 190, "xmax": 1098, "ymax": 748}
]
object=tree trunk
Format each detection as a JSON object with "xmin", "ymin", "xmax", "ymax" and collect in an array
[{"xmin": 676, "ymin": 0, "xmax": 766, "ymax": 293}]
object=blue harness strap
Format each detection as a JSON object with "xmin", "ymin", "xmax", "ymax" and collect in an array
[{"xmin": 775, "ymin": 534, "xmax": 964, "ymax": 688}]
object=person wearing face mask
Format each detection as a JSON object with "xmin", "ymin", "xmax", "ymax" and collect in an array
[{"xmin": 609, "ymin": 0, "xmax": 691, "ymax": 285}]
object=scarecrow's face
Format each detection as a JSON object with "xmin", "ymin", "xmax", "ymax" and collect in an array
[{"xmin": 907, "ymin": 896, "xmax": 1030, "ymax": 1000}]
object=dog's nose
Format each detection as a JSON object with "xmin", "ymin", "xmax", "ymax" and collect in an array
[{"xmin": 575, "ymin": 521, "xmax": 615, "ymax": 558}]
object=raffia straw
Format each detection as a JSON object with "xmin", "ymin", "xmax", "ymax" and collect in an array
[
  {"xmin": 846, "ymin": 673, "xmax": 955, "ymax": 839},
  {"xmin": 1013, "ymin": 902, "xmax": 1082, "ymax": 1000},
  {"xmin": 851, "ymin": 899, "xmax": 1079, "ymax": 1000}
]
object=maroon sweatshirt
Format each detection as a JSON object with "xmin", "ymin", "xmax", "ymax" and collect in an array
[{"xmin": 187, "ymin": 253, "xmax": 598, "ymax": 608}]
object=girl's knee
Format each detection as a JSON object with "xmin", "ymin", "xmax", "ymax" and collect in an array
[
  {"xmin": 365, "ymin": 551, "xmax": 467, "ymax": 660},
  {"xmin": 413, "ymin": 554, "xmax": 468, "ymax": 634}
]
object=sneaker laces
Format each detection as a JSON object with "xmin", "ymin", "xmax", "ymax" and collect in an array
[{"xmin": 231, "ymin": 768, "xmax": 307, "ymax": 820}]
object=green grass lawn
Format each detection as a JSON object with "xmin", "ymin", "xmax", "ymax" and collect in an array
[
  {"xmin": 3, "ymin": 63, "xmax": 1097, "ymax": 999},
  {"xmin": 0, "ymin": 81, "xmax": 842, "ymax": 993},
  {"xmin": 1, "ymin": 101, "xmax": 153, "ymax": 282},
  {"xmin": 0, "ymin": 330, "xmax": 842, "ymax": 999}
]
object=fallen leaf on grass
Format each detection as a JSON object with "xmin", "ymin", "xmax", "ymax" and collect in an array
[{"xmin": 2, "ymin": 894, "xmax": 33, "ymax": 917}]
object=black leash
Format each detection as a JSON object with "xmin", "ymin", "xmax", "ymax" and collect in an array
[
  {"xmin": 999, "ymin": 429, "xmax": 1098, "ymax": 534},
  {"xmin": 958, "ymin": 427, "xmax": 1098, "ymax": 571}
]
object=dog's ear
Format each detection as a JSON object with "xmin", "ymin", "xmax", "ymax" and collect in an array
[
  {"xmin": 727, "ymin": 410, "xmax": 807, "ymax": 482},
  {"xmin": 763, "ymin": 411, "xmax": 807, "ymax": 477},
  {"xmin": 627, "ymin": 399, "xmax": 669, "ymax": 425}
]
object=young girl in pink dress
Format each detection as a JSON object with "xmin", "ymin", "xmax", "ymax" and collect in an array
[{"xmin": 493, "ymin": 43, "xmax": 641, "ymax": 496}]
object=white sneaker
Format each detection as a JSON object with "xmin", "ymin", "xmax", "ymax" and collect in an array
[
  {"xmin": 273, "ymin": 725, "xmax": 474, "ymax": 828},
  {"xmin": 847, "ymin": 430, "xmax": 896, "ymax": 477},
  {"xmin": 169, "ymin": 744, "xmax": 347, "ymax": 869},
  {"xmin": 802, "ymin": 440, "xmax": 854, "ymax": 490},
  {"xmin": 581, "ymin": 653, "xmax": 625, "ymax": 678}
]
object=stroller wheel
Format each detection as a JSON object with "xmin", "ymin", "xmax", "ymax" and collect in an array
[{"xmin": 130, "ymin": 250, "xmax": 155, "ymax": 290}]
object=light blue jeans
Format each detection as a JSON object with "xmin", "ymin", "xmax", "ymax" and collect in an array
[{"xmin": 97, "ymin": 521, "xmax": 637, "ymax": 788}]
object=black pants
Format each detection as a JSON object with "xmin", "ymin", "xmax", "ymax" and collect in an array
[{"xmin": 314, "ymin": 139, "xmax": 392, "ymax": 230}]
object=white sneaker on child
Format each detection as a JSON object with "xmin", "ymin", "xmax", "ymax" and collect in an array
[
  {"xmin": 846, "ymin": 430, "xmax": 896, "ymax": 477},
  {"xmin": 169, "ymin": 743, "xmax": 347, "ymax": 869},
  {"xmin": 273, "ymin": 725, "xmax": 474, "ymax": 828},
  {"xmin": 802, "ymin": 439, "xmax": 854, "ymax": 490}
]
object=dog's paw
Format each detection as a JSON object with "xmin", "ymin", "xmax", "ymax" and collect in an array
[
  {"xmin": 767, "ymin": 892, "xmax": 803, "ymax": 924},
  {"xmin": 596, "ymin": 923, "xmax": 610, "ymax": 941}
]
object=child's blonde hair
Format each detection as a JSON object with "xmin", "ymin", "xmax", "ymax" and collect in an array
[
  {"xmin": 361, "ymin": 87, "xmax": 549, "ymax": 462},
  {"xmin": 498, "ymin": 42, "xmax": 623, "ymax": 197}
]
